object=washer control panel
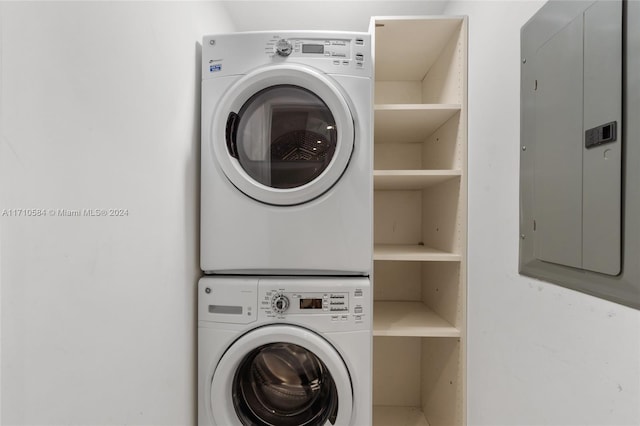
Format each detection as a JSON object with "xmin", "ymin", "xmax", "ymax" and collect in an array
[
  {"xmin": 200, "ymin": 276, "xmax": 370, "ymax": 328},
  {"xmin": 263, "ymin": 289, "xmax": 352, "ymax": 316}
]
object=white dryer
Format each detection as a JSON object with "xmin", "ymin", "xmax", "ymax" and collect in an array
[
  {"xmin": 198, "ymin": 276, "xmax": 371, "ymax": 426},
  {"xmin": 200, "ymin": 31, "xmax": 372, "ymax": 275}
]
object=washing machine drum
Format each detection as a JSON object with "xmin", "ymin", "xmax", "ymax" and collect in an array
[
  {"xmin": 209, "ymin": 325, "xmax": 354, "ymax": 426},
  {"xmin": 233, "ymin": 343, "xmax": 338, "ymax": 425}
]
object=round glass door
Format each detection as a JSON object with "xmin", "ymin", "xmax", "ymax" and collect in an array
[
  {"xmin": 232, "ymin": 342, "xmax": 338, "ymax": 425},
  {"xmin": 208, "ymin": 325, "xmax": 353, "ymax": 426},
  {"xmin": 232, "ymin": 85, "xmax": 338, "ymax": 190},
  {"xmin": 211, "ymin": 64, "xmax": 355, "ymax": 206}
]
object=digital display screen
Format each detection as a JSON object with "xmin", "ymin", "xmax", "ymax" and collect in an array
[
  {"xmin": 300, "ymin": 298, "xmax": 323, "ymax": 309},
  {"xmin": 302, "ymin": 44, "xmax": 324, "ymax": 54}
]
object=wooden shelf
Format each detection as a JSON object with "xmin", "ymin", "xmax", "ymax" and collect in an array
[
  {"xmin": 374, "ymin": 17, "xmax": 464, "ymax": 81},
  {"xmin": 374, "ymin": 244, "xmax": 461, "ymax": 262},
  {"xmin": 374, "ymin": 170, "xmax": 461, "ymax": 190},
  {"xmin": 374, "ymin": 104, "xmax": 460, "ymax": 144},
  {"xmin": 373, "ymin": 301, "xmax": 460, "ymax": 337},
  {"xmin": 373, "ymin": 406, "xmax": 430, "ymax": 426}
]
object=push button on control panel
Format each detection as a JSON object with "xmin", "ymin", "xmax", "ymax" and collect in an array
[{"xmin": 329, "ymin": 293, "xmax": 349, "ymax": 312}]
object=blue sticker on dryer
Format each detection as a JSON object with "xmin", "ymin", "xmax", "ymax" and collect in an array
[{"xmin": 210, "ymin": 64, "xmax": 222, "ymax": 72}]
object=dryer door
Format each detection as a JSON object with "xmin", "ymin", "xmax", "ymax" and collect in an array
[
  {"xmin": 210, "ymin": 325, "xmax": 353, "ymax": 426},
  {"xmin": 210, "ymin": 64, "xmax": 355, "ymax": 206}
]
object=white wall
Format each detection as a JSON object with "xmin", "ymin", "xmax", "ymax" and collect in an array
[
  {"xmin": 223, "ymin": 0, "xmax": 448, "ymax": 32},
  {"xmin": 442, "ymin": 1, "xmax": 640, "ymax": 425},
  {"xmin": 0, "ymin": 2, "xmax": 234, "ymax": 424}
]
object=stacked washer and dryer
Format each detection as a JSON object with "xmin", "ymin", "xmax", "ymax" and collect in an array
[{"xmin": 198, "ymin": 31, "xmax": 373, "ymax": 426}]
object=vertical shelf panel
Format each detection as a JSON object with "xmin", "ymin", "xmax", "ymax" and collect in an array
[
  {"xmin": 421, "ymin": 339, "xmax": 464, "ymax": 426},
  {"xmin": 422, "ymin": 178, "xmax": 464, "ymax": 254}
]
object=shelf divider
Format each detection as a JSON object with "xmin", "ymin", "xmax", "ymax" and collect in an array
[
  {"xmin": 374, "ymin": 170, "xmax": 461, "ymax": 190},
  {"xmin": 374, "ymin": 104, "xmax": 460, "ymax": 144},
  {"xmin": 374, "ymin": 244, "xmax": 461, "ymax": 262},
  {"xmin": 373, "ymin": 301, "xmax": 460, "ymax": 337}
]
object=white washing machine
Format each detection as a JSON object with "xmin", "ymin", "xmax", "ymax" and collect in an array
[
  {"xmin": 200, "ymin": 31, "xmax": 372, "ymax": 275},
  {"xmin": 198, "ymin": 276, "xmax": 371, "ymax": 426}
]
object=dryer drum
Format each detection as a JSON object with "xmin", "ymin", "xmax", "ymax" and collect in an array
[
  {"xmin": 232, "ymin": 343, "xmax": 339, "ymax": 425},
  {"xmin": 268, "ymin": 130, "xmax": 336, "ymax": 188},
  {"xmin": 271, "ymin": 130, "xmax": 334, "ymax": 161}
]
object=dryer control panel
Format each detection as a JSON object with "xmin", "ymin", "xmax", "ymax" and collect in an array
[
  {"xmin": 267, "ymin": 37, "xmax": 355, "ymax": 58},
  {"xmin": 202, "ymin": 31, "xmax": 372, "ymax": 79},
  {"xmin": 264, "ymin": 36, "xmax": 366, "ymax": 69}
]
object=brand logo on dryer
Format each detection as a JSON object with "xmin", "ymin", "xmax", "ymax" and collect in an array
[{"xmin": 208, "ymin": 58, "xmax": 222, "ymax": 73}]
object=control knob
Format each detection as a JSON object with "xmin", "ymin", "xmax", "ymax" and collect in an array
[
  {"xmin": 271, "ymin": 294, "xmax": 290, "ymax": 314},
  {"xmin": 275, "ymin": 39, "xmax": 293, "ymax": 57}
]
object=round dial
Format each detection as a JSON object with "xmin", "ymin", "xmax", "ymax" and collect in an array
[
  {"xmin": 271, "ymin": 294, "xmax": 290, "ymax": 314},
  {"xmin": 275, "ymin": 39, "xmax": 293, "ymax": 57}
]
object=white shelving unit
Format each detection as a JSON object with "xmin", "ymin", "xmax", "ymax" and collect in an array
[{"xmin": 371, "ymin": 16, "xmax": 468, "ymax": 426}]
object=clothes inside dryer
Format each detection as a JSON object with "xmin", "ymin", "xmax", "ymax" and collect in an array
[
  {"xmin": 235, "ymin": 85, "xmax": 338, "ymax": 189},
  {"xmin": 233, "ymin": 342, "xmax": 338, "ymax": 425}
]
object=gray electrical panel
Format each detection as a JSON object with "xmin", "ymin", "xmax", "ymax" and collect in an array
[{"xmin": 520, "ymin": 0, "xmax": 640, "ymax": 309}]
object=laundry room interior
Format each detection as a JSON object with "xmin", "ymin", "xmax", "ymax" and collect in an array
[{"xmin": 1, "ymin": 1, "xmax": 639, "ymax": 425}]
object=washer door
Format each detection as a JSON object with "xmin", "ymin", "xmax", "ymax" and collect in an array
[
  {"xmin": 211, "ymin": 64, "xmax": 355, "ymax": 206},
  {"xmin": 210, "ymin": 326, "xmax": 353, "ymax": 426}
]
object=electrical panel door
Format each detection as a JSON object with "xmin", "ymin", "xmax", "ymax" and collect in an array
[
  {"xmin": 525, "ymin": 0, "xmax": 622, "ymax": 275},
  {"xmin": 520, "ymin": 0, "xmax": 640, "ymax": 310}
]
